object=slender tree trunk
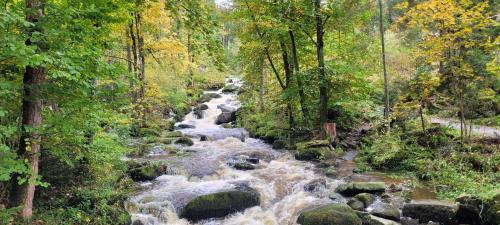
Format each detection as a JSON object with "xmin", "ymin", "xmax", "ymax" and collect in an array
[
  {"xmin": 126, "ymin": 29, "xmax": 134, "ymax": 97},
  {"xmin": 289, "ymin": 29, "xmax": 308, "ymax": 124},
  {"xmin": 258, "ymin": 50, "xmax": 265, "ymax": 112},
  {"xmin": 420, "ymin": 101, "xmax": 425, "ymax": 132},
  {"xmin": 379, "ymin": 0, "xmax": 390, "ymax": 132},
  {"xmin": 187, "ymin": 31, "xmax": 195, "ymax": 88},
  {"xmin": 314, "ymin": 0, "xmax": 328, "ymax": 128},
  {"xmin": 9, "ymin": 0, "xmax": 45, "ymax": 219},
  {"xmin": 459, "ymin": 96, "xmax": 466, "ymax": 144},
  {"xmin": 280, "ymin": 40, "xmax": 295, "ymax": 145},
  {"xmin": 135, "ymin": 13, "xmax": 145, "ymax": 100},
  {"xmin": 129, "ymin": 21, "xmax": 138, "ymax": 101}
]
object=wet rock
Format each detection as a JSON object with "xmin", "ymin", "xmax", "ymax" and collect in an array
[
  {"xmin": 197, "ymin": 93, "xmax": 222, "ymax": 103},
  {"xmin": 354, "ymin": 193, "xmax": 376, "ymax": 208},
  {"xmin": 200, "ymin": 135, "xmax": 209, "ymax": 141},
  {"xmin": 348, "ymin": 198, "xmax": 366, "ymax": 211},
  {"xmin": 359, "ymin": 214, "xmax": 385, "ymax": 225},
  {"xmin": 162, "ymin": 131, "xmax": 183, "ymax": 138},
  {"xmin": 454, "ymin": 194, "xmax": 482, "ymax": 225},
  {"xmin": 216, "ymin": 111, "xmax": 236, "ymax": 124},
  {"xmin": 399, "ymin": 217, "xmax": 419, "ymax": 225},
  {"xmin": 297, "ymin": 203, "xmax": 362, "ymax": 225},
  {"xmin": 324, "ymin": 168, "xmax": 338, "ymax": 177},
  {"xmin": 128, "ymin": 162, "xmax": 167, "ymax": 182},
  {"xmin": 132, "ymin": 220, "xmax": 144, "ymax": 225},
  {"xmin": 217, "ymin": 104, "xmax": 236, "ymax": 113},
  {"xmin": 175, "ymin": 137, "xmax": 194, "ymax": 146},
  {"xmin": 483, "ymin": 193, "xmax": 500, "ymax": 225},
  {"xmin": 272, "ymin": 140, "xmax": 287, "ymax": 149},
  {"xmin": 370, "ymin": 203, "xmax": 400, "ymax": 221},
  {"xmin": 176, "ymin": 124, "xmax": 196, "ymax": 129},
  {"xmin": 388, "ymin": 184, "xmax": 403, "ymax": 192},
  {"xmin": 196, "ymin": 104, "xmax": 209, "ymax": 111},
  {"xmin": 194, "ymin": 109, "xmax": 204, "ymax": 119},
  {"xmin": 336, "ymin": 182, "xmax": 386, "ymax": 196},
  {"xmin": 245, "ymin": 158, "xmax": 259, "ymax": 164},
  {"xmin": 232, "ymin": 162, "xmax": 256, "ymax": 170},
  {"xmin": 402, "ymin": 200, "xmax": 458, "ymax": 225},
  {"xmin": 222, "ymin": 84, "xmax": 239, "ymax": 93},
  {"xmin": 295, "ymin": 140, "xmax": 332, "ymax": 161},
  {"xmin": 179, "ymin": 190, "xmax": 260, "ymax": 222},
  {"xmin": 304, "ymin": 179, "xmax": 327, "ymax": 193}
]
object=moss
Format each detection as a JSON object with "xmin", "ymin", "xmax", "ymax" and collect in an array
[
  {"xmin": 162, "ymin": 131, "xmax": 183, "ymax": 138},
  {"xmin": 180, "ymin": 190, "xmax": 260, "ymax": 222},
  {"xmin": 336, "ymin": 182, "xmax": 386, "ymax": 196},
  {"xmin": 297, "ymin": 203, "xmax": 362, "ymax": 225}
]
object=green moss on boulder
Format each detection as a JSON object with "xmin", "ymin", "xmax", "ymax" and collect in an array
[
  {"xmin": 297, "ymin": 203, "xmax": 362, "ymax": 225},
  {"xmin": 175, "ymin": 137, "xmax": 194, "ymax": 146},
  {"xmin": 336, "ymin": 182, "xmax": 386, "ymax": 196},
  {"xmin": 180, "ymin": 190, "xmax": 260, "ymax": 222},
  {"xmin": 162, "ymin": 131, "xmax": 183, "ymax": 138},
  {"xmin": 294, "ymin": 140, "xmax": 332, "ymax": 161}
]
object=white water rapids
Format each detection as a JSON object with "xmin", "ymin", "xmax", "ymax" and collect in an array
[{"xmin": 126, "ymin": 78, "xmax": 347, "ymax": 225}]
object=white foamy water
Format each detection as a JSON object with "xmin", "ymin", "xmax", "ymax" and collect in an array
[{"xmin": 127, "ymin": 78, "xmax": 344, "ymax": 225}]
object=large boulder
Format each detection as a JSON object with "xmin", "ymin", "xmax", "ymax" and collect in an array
[
  {"xmin": 216, "ymin": 112, "xmax": 236, "ymax": 124},
  {"xmin": 217, "ymin": 104, "xmax": 236, "ymax": 113},
  {"xmin": 370, "ymin": 203, "xmax": 400, "ymax": 221},
  {"xmin": 294, "ymin": 140, "xmax": 332, "ymax": 161},
  {"xmin": 336, "ymin": 182, "xmax": 386, "ymax": 196},
  {"xmin": 454, "ymin": 194, "xmax": 482, "ymax": 225},
  {"xmin": 402, "ymin": 200, "xmax": 458, "ymax": 225},
  {"xmin": 179, "ymin": 190, "xmax": 260, "ymax": 222},
  {"xmin": 197, "ymin": 93, "xmax": 222, "ymax": 103},
  {"xmin": 354, "ymin": 193, "xmax": 376, "ymax": 208},
  {"xmin": 297, "ymin": 203, "xmax": 362, "ymax": 225}
]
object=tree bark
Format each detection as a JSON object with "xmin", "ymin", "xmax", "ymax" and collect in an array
[
  {"xmin": 314, "ymin": 0, "xmax": 328, "ymax": 128},
  {"xmin": 280, "ymin": 40, "xmax": 295, "ymax": 145},
  {"xmin": 187, "ymin": 31, "xmax": 195, "ymax": 88},
  {"xmin": 135, "ymin": 13, "xmax": 145, "ymax": 99},
  {"xmin": 289, "ymin": 29, "xmax": 309, "ymax": 124},
  {"xmin": 9, "ymin": 0, "xmax": 45, "ymax": 219},
  {"xmin": 258, "ymin": 50, "xmax": 265, "ymax": 112},
  {"xmin": 129, "ymin": 21, "xmax": 138, "ymax": 101},
  {"xmin": 379, "ymin": 0, "xmax": 390, "ymax": 132}
]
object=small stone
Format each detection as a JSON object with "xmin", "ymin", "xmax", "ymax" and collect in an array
[{"xmin": 245, "ymin": 158, "xmax": 259, "ymax": 164}]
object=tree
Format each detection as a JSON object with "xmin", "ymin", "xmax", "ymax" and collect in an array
[
  {"xmin": 379, "ymin": 0, "xmax": 390, "ymax": 131},
  {"xmin": 314, "ymin": 0, "xmax": 329, "ymax": 129},
  {"xmin": 8, "ymin": 0, "xmax": 45, "ymax": 218}
]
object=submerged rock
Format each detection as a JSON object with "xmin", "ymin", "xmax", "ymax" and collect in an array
[
  {"xmin": 176, "ymin": 124, "xmax": 196, "ymax": 129},
  {"xmin": 297, "ymin": 203, "xmax": 362, "ymax": 225},
  {"xmin": 336, "ymin": 182, "xmax": 386, "ymax": 196},
  {"xmin": 179, "ymin": 190, "xmax": 260, "ymax": 222},
  {"xmin": 304, "ymin": 179, "xmax": 327, "ymax": 193},
  {"xmin": 175, "ymin": 137, "xmax": 194, "ymax": 146},
  {"xmin": 232, "ymin": 162, "xmax": 256, "ymax": 170},
  {"xmin": 402, "ymin": 200, "xmax": 458, "ymax": 225}
]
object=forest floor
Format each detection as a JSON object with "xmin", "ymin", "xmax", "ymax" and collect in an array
[{"xmin": 430, "ymin": 117, "xmax": 500, "ymax": 138}]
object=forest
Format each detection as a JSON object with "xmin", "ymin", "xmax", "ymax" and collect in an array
[{"xmin": 0, "ymin": 0, "xmax": 498, "ymax": 225}]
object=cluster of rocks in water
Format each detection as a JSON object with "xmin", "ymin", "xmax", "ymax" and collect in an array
[{"xmin": 296, "ymin": 181, "xmax": 500, "ymax": 225}]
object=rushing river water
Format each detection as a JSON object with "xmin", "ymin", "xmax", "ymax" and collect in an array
[{"xmin": 125, "ymin": 78, "xmax": 433, "ymax": 225}]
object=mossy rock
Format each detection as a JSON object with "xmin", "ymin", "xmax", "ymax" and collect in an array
[
  {"xmin": 197, "ymin": 93, "xmax": 222, "ymax": 103},
  {"xmin": 297, "ymin": 203, "xmax": 362, "ymax": 225},
  {"xmin": 348, "ymin": 198, "xmax": 365, "ymax": 211},
  {"xmin": 180, "ymin": 190, "xmax": 260, "ymax": 222},
  {"xmin": 336, "ymin": 182, "xmax": 386, "ymax": 196},
  {"xmin": 294, "ymin": 140, "xmax": 332, "ymax": 161},
  {"xmin": 222, "ymin": 84, "xmax": 239, "ymax": 93},
  {"xmin": 272, "ymin": 140, "xmax": 287, "ymax": 149},
  {"xmin": 143, "ymin": 136, "xmax": 160, "ymax": 144},
  {"xmin": 162, "ymin": 131, "xmax": 183, "ymax": 138},
  {"xmin": 175, "ymin": 137, "xmax": 194, "ymax": 146},
  {"xmin": 483, "ymin": 193, "xmax": 500, "ymax": 225},
  {"xmin": 354, "ymin": 193, "xmax": 376, "ymax": 208},
  {"xmin": 159, "ymin": 138, "xmax": 175, "ymax": 145},
  {"xmin": 128, "ymin": 162, "xmax": 167, "ymax": 182},
  {"xmin": 370, "ymin": 203, "xmax": 400, "ymax": 221},
  {"xmin": 402, "ymin": 200, "xmax": 458, "ymax": 225}
]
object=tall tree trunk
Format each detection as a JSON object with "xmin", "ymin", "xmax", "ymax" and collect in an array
[
  {"xmin": 289, "ymin": 29, "xmax": 308, "ymax": 124},
  {"xmin": 126, "ymin": 29, "xmax": 134, "ymax": 97},
  {"xmin": 9, "ymin": 0, "xmax": 45, "ymax": 218},
  {"xmin": 258, "ymin": 50, "xmax": 265, "ymax": 112},
  {"xmin": 379, "ymin": 0, "xmax": 390, "ymax": 132},
  {"xmin": 420, "ymin": 101, "xmax": 425, "ymax": 132},
  {"xmin": 129, "ymin": 21, "xmax": 138, "ymax": 101},
  {"xmin": 135, "ymin": 13, "xmax": 145, "ymax": 100},
  {"xmin": 187, "ymin": 31, "xmax": 195, "ymax": 88},
  {"xmin": 280, "ymin": 40, "xmax": 295, "ymax": 145},
  {"xmin": 314, "ymin": 0, "xmax": 328, "ymax": 128}
]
